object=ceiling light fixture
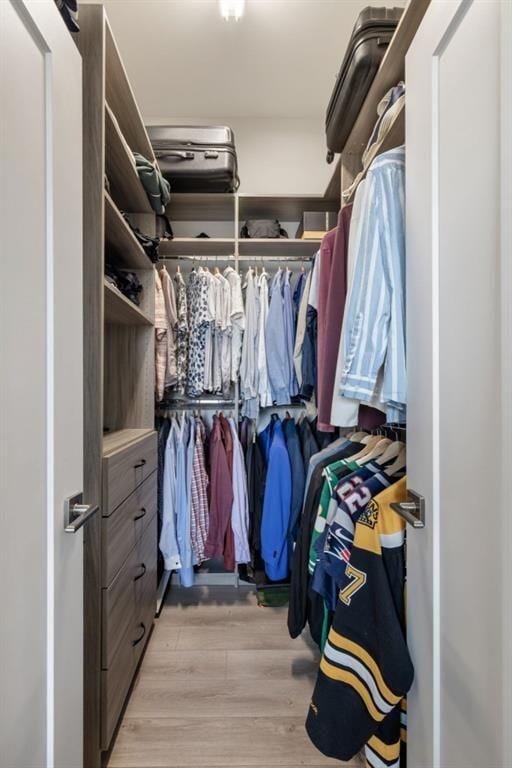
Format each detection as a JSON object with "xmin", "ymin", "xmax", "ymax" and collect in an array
[{"xmin": 219, "ymin": 0, "xmax": 245, "ymax": 21}]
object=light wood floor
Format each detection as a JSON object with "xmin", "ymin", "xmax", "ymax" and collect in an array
[{"xmin": 108, "ymin": 585, "xmax": 357, "ymax": 768}]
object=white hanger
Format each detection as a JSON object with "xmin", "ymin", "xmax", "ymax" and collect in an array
[
  {"xmin": 357, "ymin": 438, "xmax": 392, "ymax": 465},
  {"xmin": 348, "ymin": 435, "xmax": 382, "ymax": 462},
  {"xmin": 376, "ymin": 440, "xmax": 406, "ymax": 466},
  {"xmin": 386, "ymin": 446, "xmax": 407, "ymax": 476},
  {"xmin": 348, "ymin": 431, "xmax": 369, "ymax": 442}
]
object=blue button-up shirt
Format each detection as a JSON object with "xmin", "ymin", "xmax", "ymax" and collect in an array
[
  {"xmin": 266, "ymin": 270, "xmax": 290, "ymax": 405},
  {"xmin": 339, "ymin": 146, "xmax": 406, "ymax": 422}
]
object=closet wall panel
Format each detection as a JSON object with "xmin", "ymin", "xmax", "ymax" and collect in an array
[
  {"xmin": 103, "ymin": 325, "xmax": 155, "ymax": 432},
  {"xmin": 79, "ymin": 5, "xmax": 105, "ymax": 766}
]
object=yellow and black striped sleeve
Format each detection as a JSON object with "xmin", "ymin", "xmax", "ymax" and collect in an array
[{"xmin": 306, "ymin": 479, "xmax": 414, "ymax": 763}]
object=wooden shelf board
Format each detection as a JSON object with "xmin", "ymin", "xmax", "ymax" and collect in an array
[
  {"xmin": 166, "ymin": 193, "xmax": 235, "ymax": 222},
  {"xmin": 102, "ymin": 427, "xmax": 155, "ymax": 458},
  {"xmin": 343, "ymin": 0, "xmax": 430, "ymax": 156},
  {"xmin": 105, "ymin": 102, "xmax": 153, "ymax": 214},
  {"xmin": 104, "ymin": 191, "xmax": 154, "ymax": 269},
  {"xmin": 104, "ymin": 17, "xmax": 155, "ymax": 161},
  {"xmin": 104, "ymin": 278, "xmax": 153, "ymax": 327},
  {"xmin": 239, "ymin": 194, "xmax": 338, "ymax": 221},
  {"xmin": 159, "ymin": 237, "xmax": 235, "ymax": 256},
  {"xmin": 239, "ymin": 238, "xmax": 321, "ymax": 256}
]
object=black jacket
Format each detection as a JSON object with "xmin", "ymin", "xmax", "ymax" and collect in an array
[{"xmin": 287, "ymin": 440, "xmax": 362, "ymax": 642}]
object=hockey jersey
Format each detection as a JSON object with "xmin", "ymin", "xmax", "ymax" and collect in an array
[
  {"xmin": 312, "ymin": 464, "xmax": 402, "ymax": 610},
  {"xmin": 306, "ymin": 477, "xmax": 414, "ymax": 765},
  {"xmin": 308, "ymin": 458, "xmax": 360, "ymax": 575}
]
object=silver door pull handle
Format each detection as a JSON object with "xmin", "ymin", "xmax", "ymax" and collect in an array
[
  {"xmin": 390, "ymin": 489, "xmax": 425, "ymax": 529},
  {"xmin": 64, "ymin": 492, "xmax": 99, "ymax": 533}
]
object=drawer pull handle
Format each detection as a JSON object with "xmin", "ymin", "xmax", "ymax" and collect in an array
[
  {"xmin": 133, "ymin": 508, "xmax": 147, "ymax": 521},
  {"xmin": 133, "ymin": 459, "xmax": 146, "ymax": 469},
  {"xmin": 132, "ymin": 622, "xmax": 146, "ymax": 647},
  {"xmin": 134, "ymin": 563, "xmax": 147, "ymax": 581}
]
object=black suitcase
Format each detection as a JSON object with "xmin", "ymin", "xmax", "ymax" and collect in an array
[
  {"xmin": 147, "ymin": 125, "xmax": 239, "ymax": 193},
  {"xmin": 325, "ymin": 6, "xmax": 403, "ymax": 163}
]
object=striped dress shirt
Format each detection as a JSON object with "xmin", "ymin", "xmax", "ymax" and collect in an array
[{"xmin": 339, "ymin": 147, "xmax": 406, "ymax": 422}]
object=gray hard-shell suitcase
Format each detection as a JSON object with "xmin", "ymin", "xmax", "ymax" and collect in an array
[
  {"xmin": 147, "ymin": 125, "xmax": 239, "ymax": 193},
  {"xmin": 325, "ymin": 6, "xmax": 403, "ymax": 163}
]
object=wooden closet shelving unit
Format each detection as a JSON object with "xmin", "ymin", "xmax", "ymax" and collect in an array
[
  {"xmin": 159, "ymin": 186, "xmax": 339, "ymax": 594},
  {"xmin": 79, "ymin": 6, "xmax": 159, "ymax": 765},
  {"xmin": 163, "ymin": 189, "xmax": 338, "ymax": 261},
  {"xmin": 81, "ymin": 7, "xmax": 156, "ymax": 446}
]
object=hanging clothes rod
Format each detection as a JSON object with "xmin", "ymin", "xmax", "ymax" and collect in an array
[
  {"xmin": 157, "ymin": 398, "xmax": 237, "ymax": 410},
  {"xmin": 157, "ymin": 398, "xmax": 308, "ymax": 410},
  {"xmin": 159, "ymin": 254, "xmax": 313, "ymax": 263}
]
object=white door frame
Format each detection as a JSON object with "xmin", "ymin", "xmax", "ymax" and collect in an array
[
  {"xmin": 406, "ymin": 1, "xmax": 511, "ymax": 765},
  {"xmin": 0, "ymin": 2, "xmax": 84, "ymax": 766},
  {"xmin": 500, "ymin": 0, "xmax": 512, "ymax": 762}
]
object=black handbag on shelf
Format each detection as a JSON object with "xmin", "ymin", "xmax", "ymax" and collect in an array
[{"xmin": 155, "ymin": 213, "xmax": 174, "ymax": 241}]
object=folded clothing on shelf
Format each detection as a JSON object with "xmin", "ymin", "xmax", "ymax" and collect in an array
[
  {"xmin": 105, "ymin": 263, "xmax": 143, "ymax": 306},
  {"xmin": 122, "ymin": 213, "xmax": 160, "ymax": 262},
  {"xmin": 133, "ymin": 152, "xmax": 171, "ymax": 214}
]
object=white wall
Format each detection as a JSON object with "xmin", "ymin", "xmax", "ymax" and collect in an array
[{"xmin": 146, "ymin": 115, "xmax": 335, "ymax": 196}]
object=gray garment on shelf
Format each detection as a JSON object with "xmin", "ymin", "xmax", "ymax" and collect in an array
[{"xmin": 133, "ymin": 152, "xmax": 171, "ymax": 214}]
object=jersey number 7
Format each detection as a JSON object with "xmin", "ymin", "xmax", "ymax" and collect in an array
[{"xmin": 339, "ymin": 564, "xmax": 367, "ymax": 605}]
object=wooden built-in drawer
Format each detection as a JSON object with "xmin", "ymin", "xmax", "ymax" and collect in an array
[
  {"xmin": 102, "ymin": 512, "xmax": 157, "ymax": 669},
  {"xmin": 102, "ymin": 431, "xmax": 157, "ymax": 515},
  {"xmin": 100, "ymin": 515, "xmax": 156, "ymax": 750},
  {"xmin": 100, "ymin": 591, "xmax": 155, "ymax": 750},
  {"xmin": 101, "ymin": 574, "xmax": 155, "ymax": 750},
  {"xmin": 102, "ymin": 470, "xmax": 157, "ymax": 586}
]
